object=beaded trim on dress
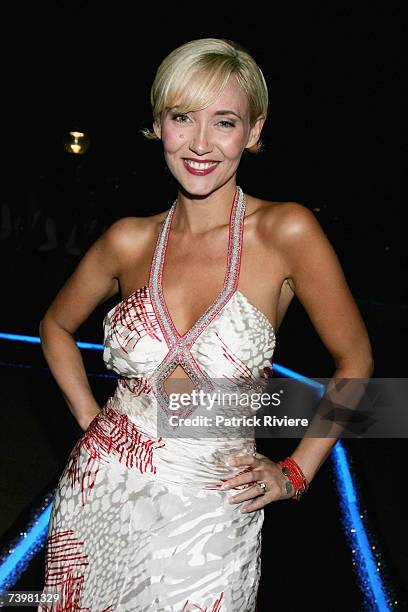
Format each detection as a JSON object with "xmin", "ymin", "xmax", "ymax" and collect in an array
[{"xmin": 148, "ymin": 186, "xmax": 247, "ymax": 426}]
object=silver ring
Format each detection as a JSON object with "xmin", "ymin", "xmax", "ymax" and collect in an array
[{"xmin": 258, "ymin": 482, "xmax": 267, "ymax": 494}]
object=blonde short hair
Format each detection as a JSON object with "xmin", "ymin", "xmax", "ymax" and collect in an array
[{"xmin": 142, "ymin": 38, "xmax": 268, "ymax": 153}]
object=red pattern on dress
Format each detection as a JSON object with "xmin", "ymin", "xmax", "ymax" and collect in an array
[
  {"xmin": 118, "ymin": 375, "xmax": 152, "ymax": 395},
  {"xmin": 181, "ymin": 590, "xmax": 224, "ymax": 611},
  {"xmin": 64, "ymin": 406, "xmax": 165, "ymax": 506},
  {"xmin": 41, "ymin": 529, "xmax": 114, "ymax": 611},
  {"xmin": 107, "ymin": 286, "xmax": 162, "ymax": 353},
  {"xmin": 44, "ymin": 530, "xmax": 89, "ymax": 589},
  {"xmin": 215, "ymin": 331, "xmax": 257, "ymax": 386}
]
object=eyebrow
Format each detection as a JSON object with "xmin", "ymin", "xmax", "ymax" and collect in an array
[
  {"xmin": 214, "ymin": 110, "xmax": 242, "ymax": 119},
  {"xmin": 168, "ymin": 106, "xmax": 242, "ymax": 120}
]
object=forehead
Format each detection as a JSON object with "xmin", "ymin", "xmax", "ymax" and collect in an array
[
  {"xmin": 171, "ymin": 74, "xmax": 250, "ymax": 116},
  {"xmin": 210, "ymin": 76, "xmax": 249, "ymax": 110}
]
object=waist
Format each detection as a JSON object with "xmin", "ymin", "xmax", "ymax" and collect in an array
[
  {"xmin": 112, "ymin": 376, "xmax": 268, "ymax": 433},
  {"xmin": 99, "ymin": 384, "xmax": 257, "ymax": 489}
]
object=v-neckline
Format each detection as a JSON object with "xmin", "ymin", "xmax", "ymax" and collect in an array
[{"xmin": 149, "ymin": 187, "xmax": 246, "ymax": 344}]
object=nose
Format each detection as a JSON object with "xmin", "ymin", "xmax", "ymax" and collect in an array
[{"xmin": 189, "ymin": 123, "xmax": 213, "ymax": 156}]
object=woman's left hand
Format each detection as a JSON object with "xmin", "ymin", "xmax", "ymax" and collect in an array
[{"xmin": 221, "ymin": 451, "xmax": 295, "ymax": 512}]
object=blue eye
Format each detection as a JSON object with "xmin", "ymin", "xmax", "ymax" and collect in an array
[
  {"xmin": 173, "ymin": 114, "xmax": 190, "ymax": 123},
  {"xmin": 218, "ymin": 120, "xmax": 235, "ymax": 128}
]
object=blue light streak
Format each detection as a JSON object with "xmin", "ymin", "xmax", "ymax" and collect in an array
[
  {"xmin": 0, "ymin": 332, "xmax": 103, "ymax": 351},
  {"xmin": 0, "ymin": 502, "xmax": 53, "ymax": 594},
  {"xmin": 332, "ymin": 443, "xmax": 391, "ymax": 610}
]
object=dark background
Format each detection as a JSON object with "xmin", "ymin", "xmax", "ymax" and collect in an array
[
  {"xmin": 0, "ymin": 3, "xmax": 405, "ymax": 610},
  {"xmin": 0, "ymin": 3, "xmax": 403, "ymax": 368}
]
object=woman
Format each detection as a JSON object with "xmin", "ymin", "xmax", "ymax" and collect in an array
[{"xmin": 38, "ymin": 38, "xmax": 373, "ymax": 611}]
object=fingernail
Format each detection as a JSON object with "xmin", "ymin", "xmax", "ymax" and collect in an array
[{"xmin": 220, "ymin": 483, "xmax": 229, "ymax": 490}]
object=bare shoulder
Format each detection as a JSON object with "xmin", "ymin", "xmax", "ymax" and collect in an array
[
  {"xmin": 246, "ymin": 197, "xmax": 327, "ymax": 265},
  {"xmin": 102, "ymin": 210, "xmax": 168, "ymax": 260},
  {"xmin": 245, "ymin": 197, "xmax": 327, "ymax": 291},
  {"xmin": 274, "ymin": 201, "xmax": 323, "ymax": 241},
  {"xmin": 246, "ymin": 196, "xmax": 320, "ymax": 241}
]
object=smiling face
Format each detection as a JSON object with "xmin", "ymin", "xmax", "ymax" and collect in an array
[{"xmin": 154, "ymin": 75, "xmax": 264, "ymax": 198}]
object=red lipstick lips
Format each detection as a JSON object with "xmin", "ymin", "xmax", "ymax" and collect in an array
[{"xmin": 182, "ymin": 158, "xmax": 219, "ymax": 176}]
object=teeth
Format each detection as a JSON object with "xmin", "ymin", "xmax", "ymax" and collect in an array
[{"xmin": 184, "ymin": 160, "xmax": 218, "ymax": 170}]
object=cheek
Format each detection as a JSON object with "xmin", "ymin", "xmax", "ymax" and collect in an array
[
  {"xmin": 161, "ymin": 127, "xmax": 186, "ymax": 153},
  {"xmin": 223, "ymin": 132, "xmax": 249, "ymax": 159}
]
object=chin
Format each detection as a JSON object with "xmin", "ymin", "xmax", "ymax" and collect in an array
[
  {"xmin": 177, "ymin": 174, "xmax": 236, "ymax": 200},
  {"xmin": 177, "ymin": 178, "xmax": 219, "ymax": 199}
]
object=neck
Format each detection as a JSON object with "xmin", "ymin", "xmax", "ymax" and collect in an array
[{"xmin": 173, "ymin": 181, "xmax": 238, "ymax": 235}]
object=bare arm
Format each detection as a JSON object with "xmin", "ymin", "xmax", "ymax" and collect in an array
[
  {"xmin": 276, "ymin": 203, "xmax": 374, "ymax": 482},
  {"xmin": 39, "ymin": 217, "xmax": 139, "ymax": 431}
]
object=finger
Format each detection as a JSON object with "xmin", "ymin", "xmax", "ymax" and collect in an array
[
  {"xmin": 227, "ymin": 454, "xmax": 262, "ymax": 467},
  {"xmin": 221, "ymin": 472, "xmax": 259, "ymax": 490},
  {"xmin": 240, "ymin": 497, "xmax": 270, "ymax": 513},
  {"xmin": 222, "ymin": 466, "xmax": 265, "ymax": 489},
  {"xmin": 227, "ymin": 483, "xmax": 265, "ymax": 504}
]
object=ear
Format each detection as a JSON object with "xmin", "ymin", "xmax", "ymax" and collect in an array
[
  {"xmin": 153, "ymin": 121, "xmax": 162, "ymax": 139},
  {"xmin": 246, "ymin": 115, "xmax": 265, "ymax": 150}
]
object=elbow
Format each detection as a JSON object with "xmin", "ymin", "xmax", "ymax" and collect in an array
[
  {"xmin": 39, "ymin": 315, "xmax": 48, "ymax": 331},
  {"xmin": 39, "ymin": 315, "xmax": 52, "ymax": 340},
  {"xmin": 334, "ymin": 350, "xmax": 374, "ymax": 378},
  {"xmin": 39, "ymin": 316, "xmax": 73, "ymax": 341},
  {"xmin": 354, "ymin": 339, "xmax": 375, "ymax": 378},
  {"xmin": 39, "ymin": 318, "xmax": 47, "ymax": 341}
]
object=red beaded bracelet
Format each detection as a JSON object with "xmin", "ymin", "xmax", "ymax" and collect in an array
[
  {"xmin": 278, "ymin": 457, "xmax": 309, "ymax": 501},
  {"xmin": 285, "ymin": 457, "xmax": 309, "ymax": 499}
]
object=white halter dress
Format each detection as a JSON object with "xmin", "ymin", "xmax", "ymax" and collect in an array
[{"xmin": 38, "ymin": 187, "xmax": 276, "ymax": 611}]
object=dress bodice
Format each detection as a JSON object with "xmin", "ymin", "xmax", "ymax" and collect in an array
[{"xmin": 102, "ymin": 187, "xmax": 277, "ymax": 426}]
